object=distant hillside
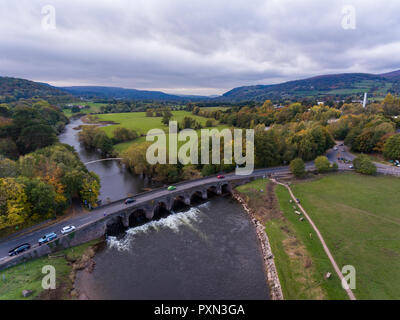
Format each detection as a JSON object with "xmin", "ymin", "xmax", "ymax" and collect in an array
[
  {"xmin": 221, "ymin": 70, "xmax": 400, "ymax": 102},
  {"xmin": 0, "ymin": 77, "xmax": 67, "ymax": 101},
  {"xmin": 61, "ymin": 86, "xmax": 209, "ymax": 101}
]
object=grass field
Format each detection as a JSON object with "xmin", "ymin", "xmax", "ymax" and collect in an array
[
  {"xmin": 236, "ymin": 179, "xmax": 347, "ymax": 300},
  {"xmin": 94, "ymin": 111, "xmax": 229, "ymax": 153},
  {"xmin": 96, "ymin": 111, "xmax": 212, "ymax": 136},
  {"xmin": 291, "ymin": 173, "xmax": 400, "ymax": 299},
  {"xmin": 0, "ymin": 239, "xmax": 101, "ymax": 300},
  {"xmin": 62, "ymin": 102, "xmax": 107, "ymax": 118}
]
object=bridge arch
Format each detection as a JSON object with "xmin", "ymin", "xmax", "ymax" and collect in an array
[
  {"xmin": 129, "ymin": 208, "xmax": 148, "ymax": 227},
  {"xmin": 190, "ymin": 189, "xmax": 207, "ymax": 203},
  {"xmin": 152, "ymin": 201, "xmax": 170, "ymax": 220},
  {"xmin": 105, "ymin": 215, "xmax": 126, "ymax": 236},
  {"xmin": 172, "ymin": 195, "xmax": 190, "ymax": 210},
  {"xmin": 221, "ymin": 183, "xmax": 232, "ymax": 194}
]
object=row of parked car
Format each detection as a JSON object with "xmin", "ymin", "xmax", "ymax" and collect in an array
[{"xmin": 8, "ymin": 225, "xmax": 76, "ymax": 256}]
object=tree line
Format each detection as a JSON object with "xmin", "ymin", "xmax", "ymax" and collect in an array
[{"xmin": 0, "ymin": 144, "xmax": 100, "ymax": 231}]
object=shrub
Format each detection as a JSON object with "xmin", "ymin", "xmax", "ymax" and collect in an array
[
  {"xmin": 353, "ymin": 154, "xmax": 377, "ymax": 175},
  {"xmin": 315, "ymin": 156, "xmax": 331, "ymax": 173},
  {"xmin": 290, "ymin": 158, "xmax": 306, "ymax": 177}
]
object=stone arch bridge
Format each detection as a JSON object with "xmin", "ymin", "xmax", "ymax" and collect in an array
[{"xmin": 105, "ymin": 180, "xmax": 235, "ymax": 231}]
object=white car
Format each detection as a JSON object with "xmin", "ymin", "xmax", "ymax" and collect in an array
[{"xmin": 61, "ymin": 225, "xmax": 76, "ymax": 235}]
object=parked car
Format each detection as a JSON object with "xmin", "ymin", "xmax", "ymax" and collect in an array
[
  {"xmin": 61, "ymin": 225, "xmax": 76, "ymax": 235},
  {"xmin": 217, "ymin": 175, "xmax": 225, "ymax": 179},
  {"xmin": 349, "ymin": 165, "xmax": 354, "ymax": 169},
  {"xmin": 333, "ymin": 146, "xmax": 338, "ymax": 151},
  {"xmin": 124, "ymin": 198, "xmax": 136, "ymax": 205},
  {"xmin": 8, "ymin": 243, "xmax": 31, "ymax": 256},
  {"xmin": 38, "ymin": 232, "xmax": 57, "ymax": 245},
  {"xmin": 167, "ymin": 186, "xmax": 177, "ymax": 191}
]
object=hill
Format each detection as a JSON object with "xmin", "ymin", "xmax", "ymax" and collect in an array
[
  {"xmin": 60, "ymin": 86, "xmax": 209, "ymax": 102},
  {"xmin": 0, "ymin": 77, "xmax": 67, "ymax": 101},
  {"xmin": 221, "ymin": 70, "xmax": 400, "ymax": 102}
]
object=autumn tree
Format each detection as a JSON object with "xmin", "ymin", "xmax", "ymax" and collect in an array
[
  {"xmin": 383, "ymin": 134, "xmax": 400, "ymax": 160},
  {"xmin": 315, "ymin": 156, "xmax": 331, "ymax": 173},
  {"xmin": 290, "ymin": 158, "xmax": 306, "ymax": 177}
]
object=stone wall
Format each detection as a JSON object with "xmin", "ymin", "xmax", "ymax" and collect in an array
[
  {"xmin": 233, "ymin": 191, "xmax": 284, "ymax": 300},
  {"xmin": 0, "ymin": 220, "xmax": 106, "ymax": 271}
]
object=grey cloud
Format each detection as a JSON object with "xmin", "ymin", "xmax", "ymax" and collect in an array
[{"xmin": 0, "ymin": 0, "xmax": 400, "ymax": 95}]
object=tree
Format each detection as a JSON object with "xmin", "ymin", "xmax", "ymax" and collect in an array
[
  {"xmin": 19, "ymin": 177, "xmax": 56, "ymax": 219},
  {"xmin": 290, "ymin": 158, "xmax": 306, "ymax": 177},
  {"xmin": 0, "ymin": 178, "xmax": 30, "ymax": 229},
  {"xmin": 123, "ymin": 143, "xmax": 155, "ymax": 176},
  {"xmin": 353, "ymin": 155, "xmax": 376, "ymax": 175},
  {"xmin": 93, "ymin": 131, "xmax": 113, "ymax": 155},
  {"xmin": 161, "ymin": 111, "xmax": 173, "ymax": 126},
  {"xmin": 0, "ymin": 158, "xmax": 18, "ymax": 178},
  {"xmin": 0, "ymin": 138, "xmax": 18, "ymax": 159},
  {"xmin": 315, "ymin": 156, "xmax": 331, "ymax": 173},
  {"xmin": 383, "ymin": 134, "xmax": 400, "ymax": 160},
  {"xmin": 79, "ymin": 174, "xmax": 101, "ymax": 207},
  {"xmin": 113, "ymin": 127, "xmax": 138, "ymax": 143},
  {"xmin": 71, "ymin": 106, "xmax": 80, "ymax": 113},
  {"xmin": 17, "ymin": 124, "xmax": 57, "ymax": 154}
]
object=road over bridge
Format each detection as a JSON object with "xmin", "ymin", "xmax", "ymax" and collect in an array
[
  {"xmin": 1, "ymin": 146, "xmax": 400, "ymax": 269},
  {"xmin": 0, "ymin": 164, "xmax": 301, "ymax": 269}
]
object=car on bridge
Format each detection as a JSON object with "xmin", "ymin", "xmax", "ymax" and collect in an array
[
  {"xmin": 8, "ymin": 243, "xmax": 31, "ymax": 256},
  {"xmin": 38, "ymin": 232, "xmax": 57, "ymax": 245},
  {"xmin": 61, "ymin": 225, "xmax": 76, "ymax": 235},
  {"xmin": 124, "ymin": 198, "xmax": 136, "ymax": 205},
  {"xmin": 167, "ymin": 186, "xmax": 177, "ymax": 191},
  {"xmin": 217, "ymin": 175, "xmax": 225, "ymax": 179}
]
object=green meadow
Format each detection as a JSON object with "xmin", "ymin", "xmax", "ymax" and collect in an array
[
  {"xmin": 62, "ymin": 102, "xmax": 107, "ymax": 118},
  {"xmin": 291, "ymin": 173, "xmax": 400, "ymax": 300},
  {"xmin": 94, "ymin": 111, "xmax": 229, "ymax": 153}
]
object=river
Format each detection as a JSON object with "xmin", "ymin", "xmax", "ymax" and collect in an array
[
  {"xmin": 59, "ymin": 118, "xmax": 155, "ymax": 203},
  {"xmin": 60, "ymin": 118, "xmax": 270, "ymax": 300}
]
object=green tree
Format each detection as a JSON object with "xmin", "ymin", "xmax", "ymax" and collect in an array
[
  {"xmin": 383, "ymin": 134, "xmax": 400, "ymax": 160},
  {"xmin": 290, "ymin": 158, "xmax": 306, "ymax": 177},
  {"xmin": 161, "ymin": 111, "xmax": 173, "ymax": 126},
  {"xmin": 315, "ymin": 156, "xmax": 331, "ymax": 173},
  {"xmin": 353, "ymin": 155, "xmax": 376, "ymax": 175},
  {"xmin": 113, "ymin": 127, "xmax": 138, "ymax": 143},
  {"xmin": 93, "ymin": 131, "xmax": 113, "ymax": 155},
  {"xmin": 17, "ymin": 124, "xmax": 57, "ymax": 154}
]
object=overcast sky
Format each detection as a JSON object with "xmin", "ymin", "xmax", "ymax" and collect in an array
[{"xmin": 1, "ymin": 0, "xmax": 400, "ymax": 95}]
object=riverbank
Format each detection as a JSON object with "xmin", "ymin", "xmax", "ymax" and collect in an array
[
  {"xmin": 0, "ymin": 239, "xmax": 103, "ymax": 300},
  {"xmin": 233, "ymin": 181, "xmax": 283, "ymax": 300},
  {"xmin": 70, "ymin": 196, "xmax": 271, "ymax": 300},
  {"xmin": 235, "ymin": 178, "xmax": 339, "ymax": 300}
]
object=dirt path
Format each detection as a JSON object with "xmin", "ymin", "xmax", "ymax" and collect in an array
[{"xmin": 272, "ymin": 179, "xmax": 357, "ymax": 301}]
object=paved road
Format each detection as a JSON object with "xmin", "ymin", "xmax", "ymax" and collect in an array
[
  {"xmin": 0, "ymin": 165, "xmax": 297, "ymax": 260},
  {"xmin": 327, "ymin": 141, "xmax": 400, "ymax": 175}
]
